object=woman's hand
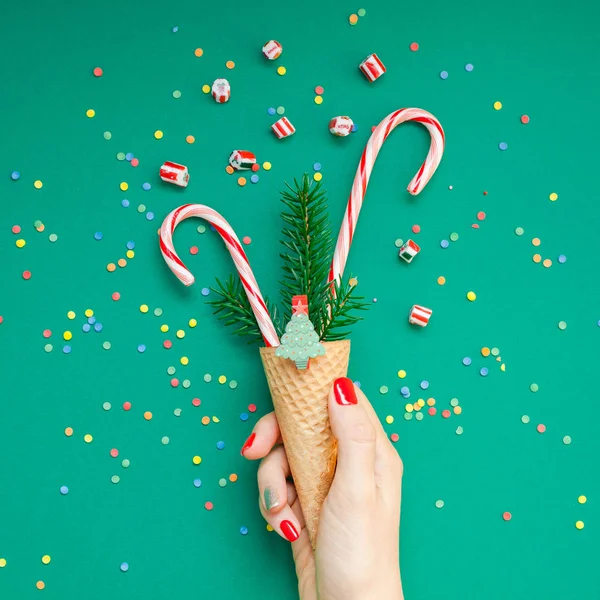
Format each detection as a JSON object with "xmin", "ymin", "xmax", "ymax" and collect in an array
[{"xmin": 241, "ymin": 377, "xmax": 404, "ymax": 600}]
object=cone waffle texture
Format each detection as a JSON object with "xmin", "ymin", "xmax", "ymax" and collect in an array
[{"xmin": 260, "ymin": 340, "xmax": 351, "ymax": 549}]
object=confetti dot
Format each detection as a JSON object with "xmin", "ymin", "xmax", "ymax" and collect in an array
[
  {"xmin": 277, "ymin": 66, "xmax": 286, "ymax": 75},
  {"xmin": 477, "ymin": 211, "xmax": 486, "ymax": 221},
  {"xmin": 34, "ymin": 180, "xmax": 43, "ymax": 189},
  {"xmin": 36, "ymin": 581, "xmax": 45, "ymax": 590},
  {"xmin": 435, "ymin": 500, "xmax": 444, "ymax": 509},
  {"xmin": 499, "ymin": 142, "xmax": 508, "ymax": 151},
  {"xmin": 578, "ymin": 495, "xmax": 587, "ymax": 504},
  {"xmin": 84, "ymin": 434, "xmax": 93, "ymax": 443},
  {"xmin": 530, "ymin": 383, "xmax": 539, "ymax": 392},
  {"xmin": 267, "ymin": 107, "xmax": 276, "ymax": 115},
  {"xmin": 537, "ymin": 424, "xmax": 546, "ymax": 433},
  {"xmin": 521, "ymin": 415, "xmax": 530, "ymax": 424},
  {"xmin": 493, "ymin": 101, "xmax": 502, "ymax": 110},
  {"xmin": 440, "ymin": 71, "xmax": 448, "ymax": 79},
  {"xmin": 122, "ymin": 459, "xmax": 130, "ymax": 468},
  {"xmin": 313, "ymin": 172, "xmax": 322, "ymax": 182},
  {"xmin": 314, "ymin": 86, "xmax": 324, "ymax": 95},
  {"xmin": 449, "ymin": 232, "xmax": 459, "ymax": 242},
  {"xmin": 186, "ymin": 135, "xmax": 195, "ymax": 144},
  {"xmin": 120, "ymin": 182, "xmax": 128, "ymax": 191},
  {"xmin": 502, "ymin": 512, "xmax": 512, "ymax": 521},
  {"xmin": 521, "ymin": 115, "xmax": 530, "ymax": 124},
  {"xmin": 194, "ymin": 48, "xmax": 203, "ymax": 57},
  {"xmin": 349, "ymin": 13, "xmax": 358, "ymax": 24},
  {"xmin": 465, "ymin": 63, "xmax": 474, "ymax": 72},
  {"xmin": 86, "ymin": 109, "xmax": 95, "ymax": 118},
  {"xmin": 189, "ymin": 318, "xmax": 197, "ymax": 328},
  {"xmin": 533, "ymin": 254, "xmax": 542, "ymax": 263},
  {"xmin": 103, "ymin": 402, "xmax": 111, "ymax": 411},
  {"xmin": 558, "ymin": 254, "xmax": 567, "ymax": 263},
  {"xmin": 205, "ymin": 502, "xmax": 213, "ymax": 511},
  {"xmin": 161, "ymin": 436, "xmax": 170, "ymax": 445},
  {"xmin": 437, "ymin": 276, "xmax": 446, "ymax": 285},
  {"xmin": 442, "ymin": 409, "xmax": 451, "ymax": 419},
  {"xmin": 467, "ymin": 291, "xmax": 476, "ymax": 301},
  {"xmin": 144, "ymin": 412, "xmax": 152, "ymax": 421},
  {"xmin": 456, "ymin": 426, "xmax": 464, "ymax": 435},
  {"xmin": 440, "ymin": 239, "xmax": 449, "ymax": 248},
  {"xmin": 543, "ymin": 258, "xmax": 552, "ymax": 268},
  {"xmin": 263, "ymin": 161, "xmax": 272, "ymax": 171},
  {"xmin": 515, "ymin": 227, "xmax": 524, "ymax": 236},
  {"xmin": 238, "ymin": 177, "xmax": 247, "ymax": 186},
  {"xmin": 575, "ymin": 521, "xmax": 584, "ymax": 530},
  {"xmin": 558, "ymin": 321, "xmax": 567, "ymax": 330},
  {"xmin": 480, "ymin": 368, "xmax": 489, "ymax": 377},
  {"xmin": 60, "ymin": 485, "xmax": 69, "ymax": 495},
  {"xmin": 397, "ymin": 370, "xmax": 406, "ymax": 378},
  {"xmin": 193, "ymin": 479, "xmax": 202, "ymax": 488},
  {"xmin": 410, "ymin": 42, "xmax": 419, "ymax": 51},
  {"xmin": 172, "ymin": 90, "xmax": 181, "ymax": 99},
  {"xmin": 379, "ymin": 385, "xmax": 388, "ymax": 394},
  {"xmin": 314, "ymin": 95, "xmax": 323, "ymax": 104},
  {"xmin": 202, "ymin": 84, "xmax": 210, "ymax": 93},
  {"xmin": 110, "ymin": 448, "xmax": 119, "ymax": 458},
  {"xmin": 412, "ymin": 224, "xmax": 421, "ymax": 234},
  {"xmin": 120, "ymin": 562, "xmax": 129, "ymax": 572},
  {"xmin": 563, "ymin": 435, "xmax": 572, "ymax": 445},
  {"xmin": 549, "ymin": 192, "xmax": 558, "ymax": 201},
  {"xmin": 193, "ymin": 455, "xmax": 202, "ymax": 465}
]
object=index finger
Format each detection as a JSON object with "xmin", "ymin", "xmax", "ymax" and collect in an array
[{"xmin": 241, "ymin": 411, "xmax": 282, "ymax": 460}]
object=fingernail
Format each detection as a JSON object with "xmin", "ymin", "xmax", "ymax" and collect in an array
[
  {"xmin": 333, "ymin": 377, "xmax": 358, "ymax": 405},
  {"xmin": 240, "ymin": 432, "xmax": 256, "ymax": 456},
  {"xmin": 280, "ymin": 520, "xmax": 299, "ymax": 542},
  {"xmin": 263, "ymin": 487, "xmax": 280, "ymax": 511}
]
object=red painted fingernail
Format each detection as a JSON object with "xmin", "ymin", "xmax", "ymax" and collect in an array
[
  {"xmin": 280, "ymin": 520, "xmax": 299, "ymax": 542},
  {"xmin": 240, "ymin": 432, "xmax": 256, "ymax": 456},
  {"xmin": 333, "ymin": 377, "xmax": 357, "ymax": 405}
]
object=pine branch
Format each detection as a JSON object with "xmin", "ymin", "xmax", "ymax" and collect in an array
[
  {"xmin": 208, "ymin": 275, "xmax": 284, "ymax": 344},
  {"xmin": 279, "ymin": 174, "xmax": 333, "ymax": 337},
  {"xmin": 320, "ymin": 278, "xmax": 370, "ymax": 341}
]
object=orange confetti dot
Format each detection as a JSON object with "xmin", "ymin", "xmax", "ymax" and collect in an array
[
  {"xmin": 453, "ymin": 406, "xmax": 462, "ymax": 415},
  {"xmin": 64, "ymin": 427, "xmax": 73, "ymax": 436},
  {"xmin": 117, "ymin": 258, "xmax": 127, "ymax": 268},
  {"xmin": 186, "ymin": 135, "xmax": 195, "ymax": 144},
  {"xmin": 533, "ymin": 254, "xmax": 542, "ymax": 263},
  {"xmin": 437, "ymin": 276, "xmax": 446, "ymax": 285},
  {"xmin": 194, "ymin": 48, "xmax": 203, "ymax": 57},
  {"xmin": 201, "ymin": 416, "xmax": 210, "ymax": 425},
  {"xmin": 426, "ymin": 398, "xmax": 436, "ymax": 406},
  {"xmin": 229, "ymin": 473, "xmax": 238, "ymax": 482},
  {"xmin": 226, "ymin": 60, "xmax": 235, "ymax": 69},
  {"xmin": 349, "ymin": 13, "xmax": 359, "ymax": 24},
  {"xmin": 532, "ymin": 237, "xmax": 541, "ymax": 246},
  {"xmin": 481, "ymin": 347, "xmax": 491, "ymax": 357},
  {"xmin": 543, "ymin": 258, "xmax": 552, "ymax": 268},
  {"xmin": 225, "ymin": 165, "xmax": 234, "ymax": 174},
  {"xmin": 36, "ymin": 581, "xmax": 45, "ymax": 590},
  {"xmin": 144, "ymin": 411, "xmax": 153, "ymax": 421},
  {"xmin": 238, "ymin": 177, "xmax": 247, "ymax": 187},
  {"xmin": 107, "ymin": 263, "xmax": 116, "ymax": 272}
]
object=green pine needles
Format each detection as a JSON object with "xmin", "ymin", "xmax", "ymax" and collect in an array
[{"xmin": 208, "ymin": 174, "xmax": 368, "ymax": 344}]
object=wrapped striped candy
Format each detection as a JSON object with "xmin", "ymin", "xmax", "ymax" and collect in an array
[
  {"xmin": 159, "ymin": 162, "xmax": 190, "ymax": 188},
  {"xmin": 398, "ymin": 239, "xmax": 420, "ymax": 263},
  {"xmin": 408, "ymin": 304, "xmax": 432, "ymax": 327},
  {"xmin": 271, "ymin": 117, "xmax": 296, "ymax": 139},
  {"xmin": 359, "ymin": 53, "xmax": 386, "ymax": 82},
  {"xmin": 262, "ymin": 40, "xmax": 282, "ymax": 60},
  {"xmin": 212, "ymin": 78, "xmax": 230, "ymax": 103},
  {"xmin": 229, "ymin": 150, "xmax": 257, "ymax": 170},
  {"xmin": 329, "ymin": 116, "xmax": 354, "ymax": 137}
]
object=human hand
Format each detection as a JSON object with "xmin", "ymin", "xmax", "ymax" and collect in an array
[{"xmin": 241, "ymin": 377, "xmax": 404, "ymax": 600}]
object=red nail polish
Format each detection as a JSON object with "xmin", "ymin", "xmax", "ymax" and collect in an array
[
  {"xmin": 280, "ymin": 520, "xmax": 299, "ymax": 542},
  {"xmin": 333, "ymin": 377, "xmax": 358, "ymax": 405},
  {"xmin": 240, "ymin": 432, "xmax": 256, "ymax": 455}
]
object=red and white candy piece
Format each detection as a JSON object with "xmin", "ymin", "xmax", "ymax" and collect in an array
[
  {"xmin": 271, "ymin": 117, "xmax": 295, "ymax": 139},
  {"xmin": 398, "ymin": 239, "xmax": 420, "ymax": 263},
  {"xmin": 262, "ymin": 40, "xmax": 282, "ymax": 60},
  {"xmin": 359, "ymin": 53, "xmax": 386, "ymax": 82},
  {"xmin": 159, "ymin": 162, "xmax": 190, "ymax": 188},
  {"xmin": 212, "ymin": 78, "xmax": 230, "ymax": 103},
  {"xmin": 329, "ymin": 116, "xmax": 354, "ymax": 137},
  {"xmin": 229, "ymin": 150, "xmax": 257, "ymax": 170},
  {"xmin": 408, "ymin": 304, "xmax": 432, "ymax": 327}
]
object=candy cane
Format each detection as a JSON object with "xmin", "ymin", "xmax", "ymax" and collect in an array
[
  {"xmin": 329, "ymin": 108, "xmax": 445, "ymax": 285},
  {"xmin": 159, "ymin": 204, "xmax": 280, "ymax": 347}
]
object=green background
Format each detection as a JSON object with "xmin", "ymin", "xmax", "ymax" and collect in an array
[{"xmin": 0, "ymin": 0, "xmax": 598, "ymax": 598}]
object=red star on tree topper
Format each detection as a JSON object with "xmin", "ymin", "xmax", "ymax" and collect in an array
[{"xmin": 292, "ymin": 295, "xmax": 309, "ymax": 316}]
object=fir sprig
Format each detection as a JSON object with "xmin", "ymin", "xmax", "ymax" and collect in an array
[{"xmin": 320, "ymin": 278, "xmax": 370, "ymax": 341}]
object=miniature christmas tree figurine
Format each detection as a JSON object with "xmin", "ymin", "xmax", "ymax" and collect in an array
[{"xmin": 276, "ymin": 295, "xmax": 325, "ymax": 369}]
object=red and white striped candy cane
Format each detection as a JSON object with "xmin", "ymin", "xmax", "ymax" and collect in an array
[
  {"xmin": 159, "ymin": 204, "xmax": 280, "ymax": 347},
  {"xmin": 329, "ymin": 108, "xmax": 445, "ymax": 285}
]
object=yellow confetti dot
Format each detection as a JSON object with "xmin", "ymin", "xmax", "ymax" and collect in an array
[
  {"xmin": 160, "ymin": 324, "xmax": 169, "ymax": 333},
  {"xmin": 41, "ymin": 555, "xmax": 51, "ymax": 565},
  {"xmin": 578, "ymin": 495, "xmax": 587, "ymax": 504},
  {"xmin": 140, "ymin": 304, "xmax": 149, "ymax": 313},
  {"xmin": 126, "ymin": 250, "xmax": 134, "ymax": 259},
  {"xmin": 192, "ymin": 455, "xmax": 202, "ymax": 465},
  {"xmin": 481, "ymin": 347, "xmax": 491, "ymax": 357},
  {"xmin": 67, "ymin": 311, "xmax": 76, "ymax": 319},
  {"xmin": 493, "ymin": 101, "xmax": 502, "ymax": 110},
  {"xmin": 263, "ymin": 161, "xmax": 272, "ymax": 171},
  {"xmin": 277, "ymin": 66, "xmax": 286, "ymax": 75},
  {"xmin": 417, "ymin": 399, "xmax": 425, "ymax": 407},
  {"xmin": 453, "ymin": 406, "xmax": 462, "ymax": 415},
  {"xmin": 63, "ymin": 331, "xmax": 72, "ymax": 341},
  {"xmin": 575, "ymin": 520, "xmax": 584, "ymax": 530},
  {"xmin": 86, "ymin": 109, "xmax": 95, "ymax": 118},
  {"xmin": 349, "ymin": 13, "xmax": 359, "ymax": 24},
  {"xmin": 84, "ymin": 434, "xmax": 93, "ymax": 443},
  {"xmin": 314, "ymin": 95, "xmax": 323, "ymax": 104},
  {"xmin": 186, "ymin": 135, "xmax": 195, "ymax": 144},
  {"xmin": 405, "ymin": 403, "xmax": 413, "ymax": 413},
  {"xmin": 144, "ymin": 411, "xmax": 152, "ymax": 421},
  {"xmin": 64, "ymin": 427, "xmax": 73, "ymax": 437},
  {"xmin": 266, "ymin": 523, "xmax": 274, "ymax": 532},
  {"xmin": 500, "ymin": 364, "xmax": 506, "ymax": 371},
  {"xmin": 201, "ymin": 416, "xmax": 210, "ymax": 425},
  {"xmin": 202, "ymin": 84, "xmax": 210, "ymax": 94},
  {"xmin": 437, "ymin": 276, "xmax": 446, "ymax": 285},
  {"xmin": 397, "ymin": 370, "xmax": 406, "ymax": 378},
  {"xmin": 16, "ymin": 239, "xmax": 26, "ymax": 248},
  {"xmin": 107, "ymin": 263, "xmax": 116, "ymax": 272},
  {"xmin": 189, "ymin": 318, "xmax": 197, "ymax": 328},
  {"xmin": 549, "ymin": 192, "xmax": 558, "ymax": 201},
  {"xmin": 427, "ymin": 398, "xmax": 436, "ymax": 406},
  {"xmin": 118, "ymin": 258, "xmax": 127, "ymax": 268},
  {"xmin": 349, "ymin": 277, "xmax": 358, "ymax": 287},
  {"xmin": 0, "ymin": 558, "xmax": 6, "ymax": 568},
  {"xmin": 36, "ymin": 581, "xmax": 45, "ymax": 590},
  {"xmin": 385, "ymin": 415, "xmax": 394, "ymax": 424},
  {"xmin": 154, "ymin": 130, "xmax": 163, "ymax": 140},
  {"xmin": 533, "ymin": 254, "xmax": 542, "ymax": 263},
  {"xmin": 120, "ymin": 182, "xmax": 128, "ymax": 191},
  {"xmin": 543, "ymin": 258, "xmax": 552, "ymax": 268},
  {"xmin": 238, "ymin": 176, "xmax": 247, "ymax": 186},
  {"xmin": 226, "ymin": 60, "xmax": 235, "ymax": 69},
  {"xmin": 467, "ymin": 291, "xmax": 476, "ymax": 301},
  {"xmin": 34, "ymin": 180, "xmax": 43, "ymax": 189},
  {"xmin": 532, "ymin": 237, "xmax": 541, "ymax": 246},
  {"xmin": 313, "ymin": 172, "xmax": 323, "ymax": 182},
  {"xmin": 84, "ymin": 309, "xmax": 93, "ymax": 318},
  {"xmin": 180, "ymin": 356, "xmax": 189, "ymax": 366},
  {"xmin": 194, "ymin": 48, "xmax": 204, "ymax": 57},
  {"xmin": 218, "ymin": 375, "xmax": 227, "ymax": 384},
  {"xmin": 176, "ymin": 329, "xmax": 185, "ymax": 339}
]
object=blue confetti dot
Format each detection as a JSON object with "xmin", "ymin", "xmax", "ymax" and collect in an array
[
  {"xmin": 126, "ymin": 241, "xmax": 135, "ymax": 250},
  {"xmin": 480, "ymin": 367, "xmax": 489, "ymax": 377},
  {"xmin": 125, "ymin": 152, "xmax": 134, "ymax": 162},
  {"xmin": 94, "ymin": 232, "xmax": 103, "ymax": 240},
  {"xmin": 142, "ymin": 182, "xmax": 151, "ymax": 191},
  {"xmin": 94, "ymin": 323, "xmax": 103, "ymax": 333},
  {"xmin": 88, "ymin": 316, "xmax": 96, "ymax": 325},
  {"xmin": 558, "ymin": 254, "xmax": 567, "ymax": 263},
  {"xmin": 440, "ymin": 70, "xmax": 449, "ymax": 79},
  {"xmin": 60, "ymin": 485, "xmax": 69, "ymax": 495},
  {"xmin": 137, "ymin": 344, "xmax": 146, "ymax": 353},
  {"xmin": 400, "ymin": 386, "xmax": 410, "ymax": 396},
  {"xmin": 313, "ymin": 162, "xmax": 322, "ymax": 171},
  {"xmin": 351, "ymin": 123, "xmax": 358, "ymax": 132},
  {"xmin": 499, "ymin": 142, "xmax": 508, "ymax": 151},
  {"xmin": 120, "ymin": 563, "xmax": 129, "ymax": 573},
  {"xmin": 172, "ymin": 25, "xmax": 178, "ymax": 32},
  {"xmin": 63, "ymin": 345, "xmax": 72, "ymax": 354},
  {"xmin": 146, "ymin": 212, "xmax": 154, "ymax": 221},
  {"xmin": 201, "ymin": 288, "xmax": 210, "ymax": 296},
  {"xmin": 420, "ymin": 380, "xmax": 429, "ymax": 390},
  {"xmin": 240, "ymin": 412, "xmax": 249, "ymax": 421},
  {"xmin": 462, "ymin": 357, "xmax": 472, "ymax": 366},
  {"xmin": 82, "ymin": 323, "xmax": 91, "ymax": 333},
  {"xmin": 193, "ymin": 478, "xmax": 202, "ymax": 488},
  {"xmin": 216, "ymin": 441, "xmax": 225, "ymax": 450},
  {"xmin": 267, "ymin": 107, "xmax": 276, "ymax": 115},
  {"xmin": 250, "ymin": 174, "xmax": 259, "ymax": 183},
  {"xmin": 11, "ymin": 171, "xmax": 20, "ymax": 180},
  {"xmin": 440, "ymin": 239, "xmax": 450, "ymax": 248},
  {"xmin": 354, "ymin": 380, "xmax": 361, "ymax": 388},
  {"xmin": 121, "ymin": 199, "xmax": 130, "ymax": 208},
  {"xmin": 465, "ymin": 63, "xmax": 474, "ymax": 72},
  {"xmin": 240, "ymin": 526, "xmax": 248, "ymax": 535}
]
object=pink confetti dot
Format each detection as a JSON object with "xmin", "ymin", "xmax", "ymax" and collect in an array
[
  {"xmin": 428, "ymin": 407, "xmax": 437, "ymax": 416},
  {"xmin": 503, "ymin": 511, "xmax": 512, "ymax": 521},
  {"xmin": 0, "ymin": 316, "xmax": 3, "ymax": 325},
  {"xmin": 477, "ymin": 211, "xmax": 486, "ymax": 221},
  {"xmin": 22, "ymin": 270, "xmax": 32, "ymax": 280},
  {"xmin": 123, "ymin": 401, "xmax": 132, "ymax": 411},
  {"xmin": 190, "ymin": 246, "xmax": 199, "ymax": 255},
  {"xmin": 442, "ymin": 409, "xmax": 451, "ymax": 419},
  {"xmin": 171, "ymin": 378, "xmax": 179, "ymax": 387},
  {"xmin": 521, "ymin": 115, "xmax": 530, "ymax": 124},
  {"xmin": 112, "ymin": 292, "xmax": 121, "ymax": 301},
  {"xmin": 248, "ymin": 404, "xmax": 257, "ymax": 413},
  {"xmin": 471, "ymin": 224, "xmax": 480, "ymax": 229},
  {"xmin": 93, "ymin": 67, "xmax": 103, "ymax": 77},
  {"xmin": 412, "ymin": 224, "xmax": 421, "ymax": 234},
  {"xmin": 242, "ymin": 236, "xmax": 251, "ymax": 245},
  {"xmin": 192, "ymin": 397, "xmax": 201, "ymax": 407},
  {"xmin": 314, "ymin": 85, "xmax": 324, "ymax": 95},
  {"xmin": 131, "ymin": 158, "xmax": 139, "ymax": 167},
  {"xmin": 390, "ymin": 433, "xmax": 399, "ymax": 442},
  {"xmin": 163, "ymin": 340, "xmax": 172, "ymax": 349},
  {"xmin": 410, "ymin": 42, "xmax": 419, "ymax": 51},
  {"xmin": 11, "ymin": 225, "xmax": 21, "ymax": 234},
  {"xmin": 204, "ymin": 501, "xmax": 214, "ymax": 511},
  {"xmin": 537, "ymin": 424, "xmax": 546, "ymax": 433},
  {"xmin": 42, "ymin": 329, "xmax": 52, "ymax": 338},
  {"xmin": 110, "ymin": 448, "xmax": 119, "ymax": 458}
]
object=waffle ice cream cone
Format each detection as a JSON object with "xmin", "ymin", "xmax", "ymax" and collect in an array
[{"xmin": 260, "ymin": 340, "xmax": 351, "ymax": 549}]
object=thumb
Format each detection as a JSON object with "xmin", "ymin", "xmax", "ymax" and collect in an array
[{"xmin": 328, "ymin": 377, "xmax": 376, "ymax": 501}]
